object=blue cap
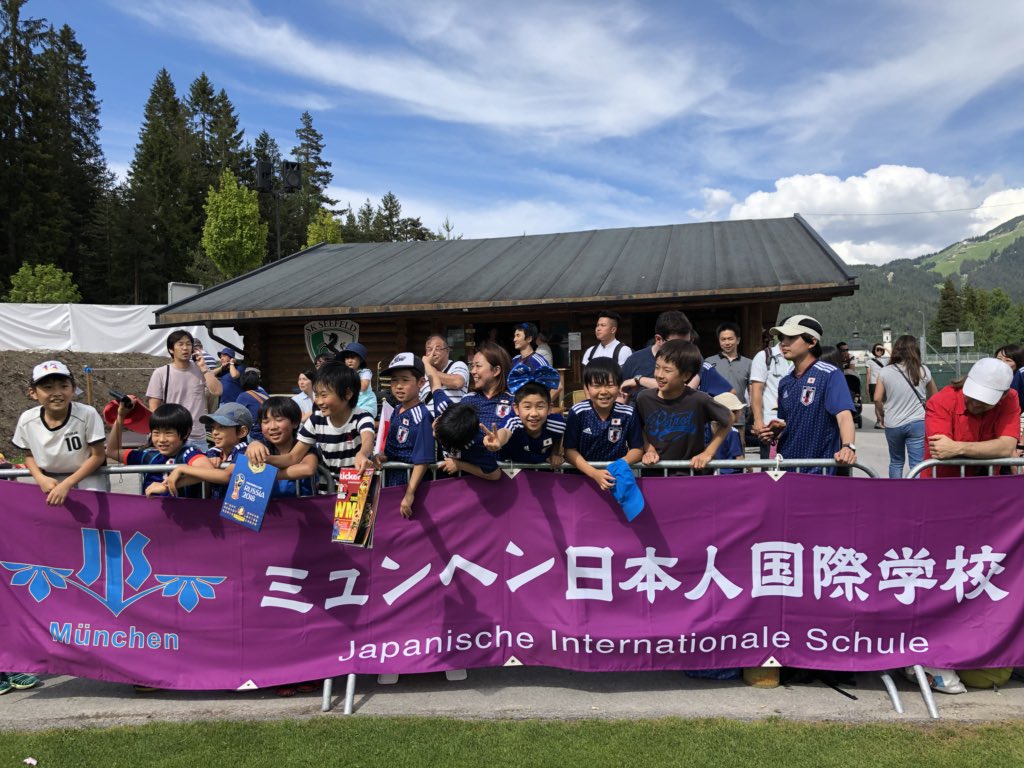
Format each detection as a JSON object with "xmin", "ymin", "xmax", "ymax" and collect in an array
[
  {"xmin": 337, "ymin": 341, "xmax": 368, "ymax": 365},
  {"xmin": 607, "ymin": 459, "xmax": 646, "ymax": 521},
  {"xmin": 200, "ymin": 402, "xmax": 253, "ymax": 429}
]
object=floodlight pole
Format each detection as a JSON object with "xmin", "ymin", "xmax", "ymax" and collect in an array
[{"xmin": 275, "ymin": 191, "xmax": 281, "ymax": 262}]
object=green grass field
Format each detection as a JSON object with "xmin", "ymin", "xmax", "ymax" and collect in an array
[
  {"xmin": 4, "ymin": 717, "xmax": 1024, "ymax": 767},
  {"xmin": 922, "ymin": 221, "xmax": 1024, "ymax": 277}
]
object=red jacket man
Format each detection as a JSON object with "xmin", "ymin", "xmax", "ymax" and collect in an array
[{"xmin": 924, "ymin": 358, "xmax": 1019, "ymax": 477}]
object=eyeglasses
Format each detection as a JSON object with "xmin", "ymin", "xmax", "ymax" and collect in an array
[{"xmin": 425, "ymin": 346, "xmax": 449, "ymax": 353}]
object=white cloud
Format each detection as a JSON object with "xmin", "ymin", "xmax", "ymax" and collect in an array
[
  {"xmin": 121, "ymin": 0, "xmax": 723, "ymax": 140},
  {"xmin": 687, "ymin": 187, "xmax": 737, "ymax": 220},
  {"xmin": 969, "ymin": 189, "xmax": 1024, "ymax": 234},
  {"xmin": 829, "ymin": 240, "xmax": 941, "ymax": 266},
  {"xmin": 724, "ymin": 165, "xmax": 1024, "ymax": 266}
]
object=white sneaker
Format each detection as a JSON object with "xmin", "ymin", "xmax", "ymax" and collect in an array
[
  {"xmin": 377, "ymin": 674, "xmax": 399, "ymax": 684},
  {"xmin": 445, "ymin": 669, "xmax": 467, "ymax": 681}
]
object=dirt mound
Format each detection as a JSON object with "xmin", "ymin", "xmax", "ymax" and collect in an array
[{"xmin": 0, "ymin": 350, "xmax": 167, "ymax": 460}]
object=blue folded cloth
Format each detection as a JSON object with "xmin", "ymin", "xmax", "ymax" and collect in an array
[{"xmin": 608, "ymin": 458, "xmax": 646, "ymax": 521}]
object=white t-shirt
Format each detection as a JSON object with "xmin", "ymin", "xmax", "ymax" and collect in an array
[
  {"xmin": 13, "ymin": 402, "xmax": 109, "ymax": 491},
  {"xmin": 748, "ymin": 344, "xmax": 793, "ymax": 424},
  {"xmin": 146, "ymin": 363, "xmax": 211, "ymax": 443},
  {"xmin": 582, "ymin": 339, "xmax": 633, "ymax": 367},
  {"xmin": 420, "ymin": 359, "xmax": 469, "ymax": 415},
  {"xmin": 292, "ymin": 391, "xmax": 314, "ymax": 416}
]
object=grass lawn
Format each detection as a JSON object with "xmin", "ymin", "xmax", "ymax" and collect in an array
[{"xmin": 4, "ymin": 717, "xmax": 1024, "ymax": 767}]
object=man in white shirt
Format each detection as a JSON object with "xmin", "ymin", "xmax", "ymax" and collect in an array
[
  {"xmin": 420, "ymin": 334, "xmax": 470, "ymax": 415},
  {"xmin": 581, "ymin": 310, "xmax": 632, "ymax": 368},
  {"xmin": 749, "ymin": 335, "xmax": 793, "ymax": 459}
]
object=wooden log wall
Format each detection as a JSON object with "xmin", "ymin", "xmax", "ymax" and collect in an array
[{"xmin": 237, "ymin": 301, "xmax": 778, "ymax": 396}]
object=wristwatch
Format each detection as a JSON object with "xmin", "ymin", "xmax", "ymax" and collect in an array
[
  {"xmin": 634, "ymin": 375, "xmax": 641, "ymax": 386},
  {"xmin": 842, "ymin": 443, "xmax": 857, "ymax": 452}
]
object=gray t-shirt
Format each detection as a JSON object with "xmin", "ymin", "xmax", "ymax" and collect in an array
[
  {"xmin": 878, "ymin": 364, "xmax": 931, "ymax": 428},
  {"xmin": 146, "ymin": 363, "xmax": 211, "ymax": 443},
  {"xmin": 710, "ymin": 353, "xmax": 752, "ymax": 424}
]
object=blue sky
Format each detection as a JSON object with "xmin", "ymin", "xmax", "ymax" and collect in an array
[{"xmin": 32, "ymin": 0, "xmax": 1024, "ymax": 265}]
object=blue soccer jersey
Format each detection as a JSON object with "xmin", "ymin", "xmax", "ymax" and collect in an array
[
  {"xmin": 383, "ymin": 402, "xmax": 435, "ymax": 487},
  {"xmin": 563, "ymin": 401, "xmax": 643, "ymax": 462},
  {"xmin": 434, "ymin": 389, "xmax": 515, "ymax": 474},
  {"xmin": 511, "ymin": 352, "xmax": 551, "ymax": 370},
  {"xmin": 776, "ymin": 359, "xmax": 855, "ymax": 474},
  {"xmin": 122, "ymin": 444, "xmax": 206, "ymax": 498},
  {"xmin": 497, "ymin": 412, "xmax": 566, "ymax": 464},
  {"xmin": 698, "ymin": 361, "xmax": 732, "ymax": 397},
  {"xmin": 703, "ymin": 424, "xmax": 743, "ymax": 474},
  {"xmin": 205, "ymin": 442, "xmax": 248, "ymax": 499}
]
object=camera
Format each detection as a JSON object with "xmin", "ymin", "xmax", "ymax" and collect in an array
[{"xmin": 109, "ymin": 389, "xmax": 133, "ymax": 409}]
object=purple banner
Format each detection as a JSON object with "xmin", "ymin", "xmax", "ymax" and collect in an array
[{"xmin": 1, "ymin": 472, "xmax": 1022, "ymax": 690}]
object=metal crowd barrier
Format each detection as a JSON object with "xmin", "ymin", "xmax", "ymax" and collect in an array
[
  {"xmin": 899, "ymin": 456, "xmax": 1024, "ymax": 718},
  {"xmin": 907, "ymin": 457, "xmax": 1024, "ymax": 478}
]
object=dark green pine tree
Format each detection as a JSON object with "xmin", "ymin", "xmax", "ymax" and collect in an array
[
  {"xmin": 210, "ymin": 88, "xmax": 250, "ymax": 180},
  {"xmin": 932, "ymin": 277, "xmax": 962, "ymax": 347},
  {"xmin": 0, "ymin": 0, "xmax": 50, "ymax": 286},
  {"xmin": 373, "ymin": 191, "xmax": 402, "ymax": 241},
  {"xmin": 126, "ymin": 68, "xmax": 195, "ymax": 302},
  {"xmin": 79, "ymin": 180, "xmax": 136, "ymax": 302},
  {"xmin": 285, "ymin": 111, "xmax": 336, "ymax": 254},
  {"xmin": 253, "ymin": 129, "xmax": 286, "ymax": 261},
  {"xmin": 36, "ymin": 23, "xmax": 109, "ymax": 289},
  {"xmin": 185, "ymin": 72, "xmax": 216, "ymax": 174}
]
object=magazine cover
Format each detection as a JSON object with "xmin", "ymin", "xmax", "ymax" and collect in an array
[
  {"xmin": 219, "ymin": 455, "xmax": 276, "ymax": 532},
  {"xmin": 332, "ymin": 467, "xmax": 379, "ymax": 546}
]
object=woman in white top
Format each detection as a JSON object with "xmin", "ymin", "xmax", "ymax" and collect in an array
[
  {"xmin": 292, "ymin": 369, "xmax": 316, "ymax": 422},
  {"xmin": 874, "ymin": 335, "xmax": 938, "ymax": 478}
]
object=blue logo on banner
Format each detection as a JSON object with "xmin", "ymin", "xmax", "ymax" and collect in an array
[{"xmin": 1, "ymin": 529, "xmax": 226, "ymax": 617}]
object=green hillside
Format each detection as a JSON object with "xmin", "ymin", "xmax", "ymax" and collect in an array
[
  {"xmin": 919, "ymin": 216, "xmax": 1024, "ymax": 276},
  {"xmin": 782, "ymin": 215, "xmax": 1024, "ymax": 345}
]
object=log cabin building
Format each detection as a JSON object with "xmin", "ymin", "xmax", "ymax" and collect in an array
[{"xmin": 154, "ymin": 214, "xmax": 856, "ymax": 395}]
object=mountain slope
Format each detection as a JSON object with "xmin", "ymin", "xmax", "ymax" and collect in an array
[{"xmin": 781, "ymin": 215, "xmax": 1024, "ymax": 341}]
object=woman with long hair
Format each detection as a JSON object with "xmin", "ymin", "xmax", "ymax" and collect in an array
[{"xmin": 874, "ymin": 335, "xmax": 938, "ymax": 477}]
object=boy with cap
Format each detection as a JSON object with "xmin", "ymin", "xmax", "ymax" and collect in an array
[
  {"xmin": 922, "ymin": 357, "xmax": 1019, "ymax": 477},
  {"xmin": 707, "ymin": 392, "xmax": 746, "ymax": 474},
  {"xmin": 757, "ymin": 315, "xmax": 857, "ymax": 474},
  {"xmin": 13, "ymin": 360, "xmax": 108, "ymax": 504},
  {"xmin": 373, "ymin": 353, "xmax": 434, "ymax": 518},
  {"xmin": 165, "ymin": 402, "xmax": 253, "ymax": 498}
]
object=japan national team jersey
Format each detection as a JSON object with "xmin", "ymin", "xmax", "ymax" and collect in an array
[
  {"xmin": 121, "ymin": 444, "xmax": 206, "ymax": 497},
  {"xmin": 563, "ymin": 401, "xmax": 643, "ymax": 462},
  {"xmin": 205, "ymin": 442, "xmax": 248, "ymax": 499},
  {"xmin": 510, "ymin": 352, "xmax": 551, "ymax": 370},
  {"xmin": 13, "ymin": 402, "xmax": 109, "ymax": 492},
  {"xmin": 698, "ymin": 361, "xmax": 732, "ymax": 397},
  {"xmin": 497, "ymin": 412, "xmax": 565, "ymax": 464},
  {"xmin": 776, "ymin": 359, "xmax": 855, "ymax": 474},
  {"xmin": 433, "ymin": 389, "xmax": 514, "ymax": 474},
  {"xmin": 383, "ymin": 402, "xmax": 435, "ymax": 486}
]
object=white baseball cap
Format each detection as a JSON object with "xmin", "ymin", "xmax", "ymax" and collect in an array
[
  {"xmin": 963, "ymin": 358, "xmax": 1013, "ymax": 406},
  {"xmin": 770, "ymin": 315, "xmax": 823, "ymax": 341},
  {"xmin": 31, "ymin": 360, "xmax": 73, "ymax": 385}
]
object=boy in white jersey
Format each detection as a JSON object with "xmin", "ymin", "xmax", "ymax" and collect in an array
[{"xmin": 13, "ymin": 360, "xmax": 108, "ymax": 505}]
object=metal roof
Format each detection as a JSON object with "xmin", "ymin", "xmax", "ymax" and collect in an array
[{"xmin": 156, "ymin": 214, "xmax": 856, "ymax": 324}]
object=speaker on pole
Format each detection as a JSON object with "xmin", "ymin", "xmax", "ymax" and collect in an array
[
  {"xmin": 255, "ymin": 160, "xmax": 273, "ymax": 192},
  {"xmin": 282, "ymin": 161, "xmax": 302, "ymax": 192}
]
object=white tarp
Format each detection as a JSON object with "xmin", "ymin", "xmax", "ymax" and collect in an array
[{"xmin": 0, "ymin": 304, "xmax": 243, "ymax": 355}]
